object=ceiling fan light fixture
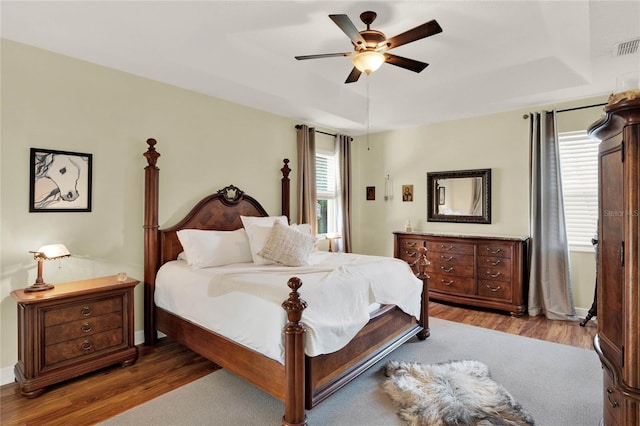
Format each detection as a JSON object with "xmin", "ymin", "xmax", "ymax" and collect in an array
[{"xmin": 352, "ymin": 51, "xmax": 384, "ymax": 75}]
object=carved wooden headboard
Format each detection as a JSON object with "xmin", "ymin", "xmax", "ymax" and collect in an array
[{"xmin": 142, "ymin": 138, "xmax": 291, "ymax": 344}]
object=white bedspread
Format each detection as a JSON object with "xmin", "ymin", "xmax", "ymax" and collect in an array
[{"xmin": 155, "ymin": 251, "xmax": 422, "ymax": 364}]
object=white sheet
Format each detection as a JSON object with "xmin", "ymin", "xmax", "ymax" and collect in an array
[{"xmin": 155, "ymin": 251, "xmax": 422, "ymax": 364}]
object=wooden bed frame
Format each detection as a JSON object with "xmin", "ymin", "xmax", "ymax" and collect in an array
[{"xmin": 142, "ymin": 138, "xmax": 429, "ymax": 425}]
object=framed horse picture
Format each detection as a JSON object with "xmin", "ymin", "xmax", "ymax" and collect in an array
[{"xmin": 29, "ymin": 148, "xmax": 93, "ymax": 212}]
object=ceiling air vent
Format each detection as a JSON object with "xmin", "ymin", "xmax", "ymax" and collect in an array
[{"xmin": 614, "ymin": 37, "xmax": 640, "ymax": 56}]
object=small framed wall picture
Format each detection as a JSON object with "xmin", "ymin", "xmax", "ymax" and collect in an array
[
  {"xmin": 402, "ymin": 184, "xmax": 414, "ymax": 202},
  {"xmin": 366, "ymin": 186, "xmax": 375, "ymax": 200},
  {"xmin": 29, "ymin": 148, "xmax": 93, "ymax": 212}
]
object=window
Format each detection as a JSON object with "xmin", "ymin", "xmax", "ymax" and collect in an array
[
  {"xmin": 316, "ymin": 150, "xmax": 338, "ymax": 235},
  {"xmin": 558, "ymin": 130, "xmax": 599, "ymax": 251}
]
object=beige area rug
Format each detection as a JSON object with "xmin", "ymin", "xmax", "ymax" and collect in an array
[{"xmin": 101, "ymin": 318, "xmax": 602, "ymax": 426}]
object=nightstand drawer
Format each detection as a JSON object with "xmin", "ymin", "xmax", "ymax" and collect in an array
[
  {"xmin": 45, "ymin": 328, "xmax": 125, "ymax": 365},
  {"xmin": 45, "ymin": 312, "xmax": 123, "ymax": 345},
  {"xmin": 44, "ymin": 297, "xmax": 122, "ymax": 327}
]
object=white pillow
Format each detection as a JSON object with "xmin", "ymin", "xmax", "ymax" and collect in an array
[
  {"xmin": 241, "ymin": 215, "xmax": 289, "ymax": 265},
  {"xmin": 289, "ymin": 223, "xmax": 312, "ymax": 236},
  {"xmin": 176, "ymin": 229, "xmax": 252, "ymax": 268},
  {"xmin": 258, "ymin": 222, "xmax": 315, "ymax": 266}
]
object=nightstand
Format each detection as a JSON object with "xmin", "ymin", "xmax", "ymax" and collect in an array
[{"xmin": 11, "ymin": 275, "xmax": 139, "ymax": 398}]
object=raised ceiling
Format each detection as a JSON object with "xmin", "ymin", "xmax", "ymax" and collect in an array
[{"xmin": 2, "ymin": 1, "xmax": 639, "ymax": 135}]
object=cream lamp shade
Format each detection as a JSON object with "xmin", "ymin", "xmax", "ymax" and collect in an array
[{"xmin": 352, "ymin": 51, "xmax": 385, "ymax": 75}]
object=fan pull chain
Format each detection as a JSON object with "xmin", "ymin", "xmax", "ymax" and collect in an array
[{"xmin": 366, "ymin": 75, "xmax": 371, "ymax": 151}]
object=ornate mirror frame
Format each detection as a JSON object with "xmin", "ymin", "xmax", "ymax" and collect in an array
[{"xmin": 426, "ymin": 169, "xmax": 491, "ymax": 224}]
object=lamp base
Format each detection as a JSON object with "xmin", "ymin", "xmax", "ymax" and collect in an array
[{"xmin": 24, "ymin": 283, "xmax": 55, "ymax": 293}]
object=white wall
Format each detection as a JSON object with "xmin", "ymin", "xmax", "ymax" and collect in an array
[{"xmin": 0, "ymin": 39, "xmax": 605, "ymax": 382}]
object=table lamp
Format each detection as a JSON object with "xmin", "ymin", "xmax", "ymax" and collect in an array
[{"xmin": 26, "ymin": 244, "xmax": 71, "ymax": 292}]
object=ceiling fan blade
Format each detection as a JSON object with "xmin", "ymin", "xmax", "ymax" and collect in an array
[
  {"xmin": 384, "ymin": 19, "xmax": 442, "ymax": 50},
  {"xmin": 295, "ymin": 52, "xmax": 352, "ymax": 60},
  {"xmin": 384, "ymin": 53, "xmax": 429, "ymax": 73},
  {"xmin": 329, "ymin": 14, "xmax": 366, "ymax": 46},
  {"xmin": 345, "ymin": 67, "xmax": 362, "ymax": 84}
]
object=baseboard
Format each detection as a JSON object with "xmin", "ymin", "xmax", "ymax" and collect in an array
[{"xmin": 0, "ymin": 329, "xmax": 147, "ymax": 386}]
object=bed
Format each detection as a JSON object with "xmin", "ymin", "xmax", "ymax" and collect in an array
[{"xmin": 142, "ymin": 138, "xmax": 430, "ymax": 425}]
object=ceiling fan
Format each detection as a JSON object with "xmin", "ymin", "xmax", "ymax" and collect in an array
[{"xmin": 295, "ymin": 11, "xmax": 442, "ymax": 84}]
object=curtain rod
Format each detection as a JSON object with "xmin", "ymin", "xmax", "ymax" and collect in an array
[
  {"xmin": 295, "ymin": 124, "xmax": 336, "ymax": 137},
  {"xmin": 523, "ymin": 102, "xmax": 608, "ymax": 119},
  {"xmin": 556, "ymin": 102, "xmax": 607, "ymax": 113}
]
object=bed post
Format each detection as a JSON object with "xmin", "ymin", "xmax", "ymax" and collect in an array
[
  {"xmin": 282, "ymin": 277, "xmax": 307, "ymax": 426},
  {"xmin": 281, "ymin": 158, "xmax": 291, "ymax": 221},
  {"xmin": 143, "ymin": 138, "xmax": 160, "ymax": 346},
  {"xmin": 416, "ymin": 246, "xmax": 431, "ymax": 340}
]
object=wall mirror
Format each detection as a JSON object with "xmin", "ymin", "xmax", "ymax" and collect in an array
[{"xmin": 427, "ymin": 169, "xmax": 491, "ymax": 224}]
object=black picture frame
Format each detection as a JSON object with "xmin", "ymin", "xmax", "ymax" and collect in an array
[
  {"xmin": 29, "ymin": 148, "xmax": 93, "ymax": 212},
  {"xmin": 366, "ymin": 186, "xmax": 375, "ymax": 200},
  {"xmin": 427, "ymin": 168, "xmax": 491, "ymax": 224}
]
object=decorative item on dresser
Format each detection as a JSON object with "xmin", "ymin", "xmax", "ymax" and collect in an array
[
  {"xmin": 394, "ymin": 232, "xmax": 529, "ymax": 316},
  {"xmin": 588, "ymin": 95, "xmax": 640, "ymax": 426},
  {"xmin": 11, "ymin": 275, "xmax": 139, "ymax": 398}
]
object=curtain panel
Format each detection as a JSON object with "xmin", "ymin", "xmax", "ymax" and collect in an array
[
  {"xmin": 528, "ymin": 111, "xmax": 577, "ymax": 320},
  {"xmin": 336, "ymin": 134, "xmax": 352, "ymax": 253},
  {"xmin": 296, "ymin": 125, "xmax": 317, "ymax": 235}
]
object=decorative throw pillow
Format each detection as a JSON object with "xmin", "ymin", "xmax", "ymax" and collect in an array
[
  {"xmin": 258, "ymin": 221, "xmax": 315, "ymax": 266},
  {"xmin": 241, "ymin": 215, "xmax": 290, "ymax": 265},
  {"xmin": 176, "ymin": 228, "xmax": 252, "ymax": 268}
]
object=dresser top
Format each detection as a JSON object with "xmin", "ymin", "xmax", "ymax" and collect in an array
[
  {"xmin": 394, "ymin": 231, "xmax": 529, "ymax": 242},
  {"xmin": 11, "ymin": 275, "xmax": 139, "ymax": 304}
]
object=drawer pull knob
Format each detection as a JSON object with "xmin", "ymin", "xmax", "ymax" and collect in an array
[
  {"xmin": 81, "ymin": 340, "xmax": 93, "ymax": 351},
  {"xmin": 486, "ymin": 271, "xmax": 502, "ymax": 278},
  {"xmin": 441, "ymin": 256, "xmax": 454, "ymax": 262},
  {"xmin": 486, "ymin": 247, "xmax": 502, "ymax": 254},
  {"xmin": 486, "ymin": 284, "xmax": 501, "ymax": 292},
  {"xmin": 441, "ymin": 280, "xmax": 454, "ymax": 286},
  {"xmin": 81, "ymin": 306, "xmax": 92, "ymax": 316},
  {"xmin": 487, "ymin": 259, "xmax": 502, "ymax": 266},
  {"xmin": 81, "ymin": 322, "xmax": 93, "ymax": 333},
  {"xmin": 606, "ymin": 388, "xmax": 619, "ymax": 408},
  {"xmin": 440, "ymin": 244, "xmax": 454, "ymax": 251},
  {"xmin": 441, "ymin": 266, "xmax": 454, "ymax": 273}
]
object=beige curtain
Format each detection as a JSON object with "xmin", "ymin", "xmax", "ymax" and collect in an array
[
  {"xmin": 296, "ymin": 125, "xmax": 317, "ymax": 235},
  {"xmin": 336, "ymin": 134, "xmax": 352, "ymax": 252},
  {"xmin": 528, "ymin": 111, "xmax": 577, "ymax": 320}
]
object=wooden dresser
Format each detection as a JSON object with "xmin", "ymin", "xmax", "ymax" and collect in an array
[
  {"xmin": 588, "ymin": 96, "xmax": 640, "ymax": 426},
  {"xmin": 394, "ymin": 232, "xmax": 529, "ymax": 316},
  {"xmin": 11, "ymin": 275, "xmax": 139, "ymax": 397}
]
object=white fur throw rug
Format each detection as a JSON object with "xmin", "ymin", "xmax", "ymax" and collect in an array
[{"xmin": 382, "ymin": 360, "xmax": 535, "ymax": 426}]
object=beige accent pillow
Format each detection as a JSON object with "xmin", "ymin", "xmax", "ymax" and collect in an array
[{"xmin": 258, "ymin": 221, "xmax": 315, "ymax": 266}]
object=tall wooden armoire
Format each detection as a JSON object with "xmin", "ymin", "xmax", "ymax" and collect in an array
[{"xmin": 588, "ymin": 95, "xmax": 640, "ymax": 426}]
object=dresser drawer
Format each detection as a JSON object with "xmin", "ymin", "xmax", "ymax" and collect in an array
[
  {"xmin": 428, "ymin": 274, "xmax": 475, "ymax": 295},
  {"xmin": 45, "ymin": 312, "xmax": 123, "ymax": 345},
  {"xmin": 45, "ymin": 328, "xmax": 125, "ymax": 365},
  {"xmin": 44, "ymin": 297, "xmax": 122, "ymax": 327},
  {"xmin": 477, "ymin": 257, "xmax": 512, "ymax": 282},
  {"xmin": 427, "ymin": 262, "xmax": 474, "ymax": 278},
  {"xmin": 603, "ymin": 370, "xmax": 623, "ymax": 426},
  {"xmin": 478, "ymin": 280, "xmax": 512, "ymax": 301},
  {"xmin": 429, "ymin": 253, "xmax": 474, "ymax": 268},
  {"xmin": 426, "ymin": 241, "xmax": 474, "ymax": 255},
  {"xmin": 478, "ymin": 243, "xmax": 513, "ymax": 258}
]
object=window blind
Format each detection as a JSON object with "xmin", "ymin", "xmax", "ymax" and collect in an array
[
  {"xmin": 316, "ymin": 152, "xmax": 336, "ymax": 199},
  {"xmin": 558, "ymin": 130, "xmax": 599, "ymax": 250}
]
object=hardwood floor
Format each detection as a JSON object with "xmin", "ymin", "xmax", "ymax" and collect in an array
[{"xmin": 1, "ymin": 301, "xmax": 597, "ymax": 425}]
